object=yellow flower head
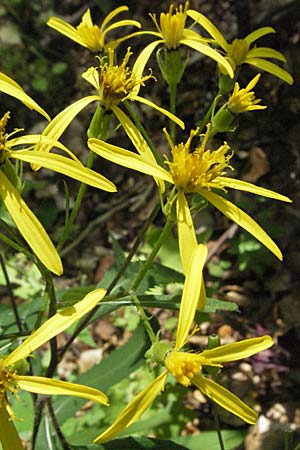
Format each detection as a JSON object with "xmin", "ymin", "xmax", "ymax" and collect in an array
[
  {"xmin": 83, "ymin": 48, "xmax": 153, "ymax": 110},
  {"xmin": 228, "ymin": 74, "xmax": 266, "ymax": 114},
  {"xmin": 150, "ymin": 2, "xmax": 189, "ymax": 50},
  {"xmin": 0, "ymin": 289, "xmax": 108, "ymax": 449},
  {"xmin": 165, "ymin": 351, "xmax": 220, "ymax": 387},
  {"xmin": 187, "ymin": 10, "xmax": 293, "ymax": 84},
  {"xmin": 164, "ymin": 126, "xmax": 232, "ymax": 192},
  {"xmin": 47, "ymin": 6, "xmax": 141, "ymax": 53}
]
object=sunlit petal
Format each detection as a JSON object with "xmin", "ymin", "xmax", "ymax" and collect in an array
[
  {"xmin": 17, "ymin": 376, "xmax": 108, "ymax": 405},
  {"xmin": 112, "ymin": 105, "xmax": 165, "ymax": 192},
  {"xmin": 132, "ymin": 95, "xmax": 185, "ymax": 130},
  {"xmin": 10, "ymin": 151, "xmax": 116, "ymax": 192},
  {"xmin": 101, "ymin": 5, "xmax": 129, "ymax": 30},
  {"xmin": 93, "ymin": 371, "xmax": 168, "ymax": 444},
  {"xmin": 34, "ymin": 96, "xmax": 99, "ymax": 160},
  {"xmin": 0, "ymin": 407, "xmax": 24, "ymax": 450},
  {"xmin": 131, "ymin": 40, "xmax": 162, "ymax": 95},
  {"xmin": 103, "ymin": 19, "xmax": 141, "ymax": 34},
  {"xmin": 246, "ymin": 47, "xmax": 287, "ymax": 62},
  {"xmin": 246, "ymin": 58, "xmax": 293, "ymax": 85},
  {"xmin": 0, "ymin": 72, "xmax": 50, "ymax": 121},
  {"xmin": 47, "ymin": 17, "xmax": 86, "ymax": 46},
  {"xmin": 219, "ymin": 177, "xmax": 291, "ymax": 202},
  {"xmin": 5, "ymin": 289, "xmax": 106, "ymax": 365},
  {"xmin": 193, "ymin": 374, "xmax": 257, "ymax": 424},
  {"xmin": 175, "ymin": 244, "xmax": 208, "ymax": 350},
  {"xmin": 176, "ymin": 191, "xmax": 197, "ymax": 274},
  {"xmin": 187, "ymin": 10, "xmax": 229, "ymax": 51},
  {"xmin": 200, "ymin": 336, "xmax": 274, "ymax": 363},
  {"xmin": 88, "ymin": 138, "xmax": 173, "ymax": 183},
  {"xmin": 244, "ymin": 27, "xmax": 275, "ymax": 45},
  {"xmin": 181, "ymin": 39, "xmax": 234, "ymax": 78},
  {"xmin": 200, "ymin": 190, "xmax": 283, "ymax": 260},
  {"xmin": 0, "ymin": 171, "xmax": 62, "ymax": 276}
]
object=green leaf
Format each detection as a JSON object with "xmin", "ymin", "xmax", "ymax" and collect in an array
[
  {"xmin": 100, "ymin": 436, "xmax": 188, "ymax": 449},
  {"xmin": 53, "ymin": 321, "xmax": 155, "ymax": 425},
  {"xmin": 174, "ymin": 429, "xmax": 246, "ymax": 450}
]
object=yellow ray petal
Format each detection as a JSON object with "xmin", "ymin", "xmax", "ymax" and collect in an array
[
  {"xmin": 93, "ymin": 371, "xmax": 168, "ymax": 444},
  {"xmin": 88, "ymin": 138, "xmax": 173, "ymax": 183},
  {"xmin": 131, "ymin": 40, "xmax": 162, "ymax": 96},
  {"xmin": 246, "ymin": 57, "xmax": 293, "ymax": 85},
  {"xmin": 101, "ymin": 5, "xmax": 129, "ymax": 30},
  {"xmin": 0, "ymin": 407, "xmax": 24, "ymax": 450},
  {"xmin": 175, "ymin": 244, "xmax": 208, "ymax": 350},
  {"xmin": 219, "ymin": 177, "xmax": 292, "ymax": 202},
  {"xmin": 132, "ymin": 95, "xmax": 185, "ymax": 130},
  {"xmin": 8, "ymin": 135, "xmax": 80, "ymax": 162},
  {"xmin": 0, "ymin": 171, "xmax": 62, "ymax": 276},
  {"xmin": 112, "ymin": 105, "xmax": 165, "ymax": 192},
  {"xmin": 199, "ymin": 275, "xmax": 206, "ymax": 310},
  {"xmin": 244, "ymin": 27, "xmax": 275, "ymax": 45},
  {"xmin": 246, "ymin": 47, "xmax": 287, "ymax": 62},
  {"xmin": 5, "ymin": 289, "xmax": 106, "ymax": 365},
  {"xmin": 200, "ymin": 190, "xmax": 283, "ymax": 260},
  {"xmin": 47, "ymin": 17, "xmax": 87, "ymax": 47},
  {"xmin": 193, "ymin": 374, "xmax": 257, "ymax": 424},
  {"xmin": 181, "ymin": 39, "xmax": 234, "ymax": 78},
  {"xmin": 187, "ymin": 10, "xmax": 229, "ymax": 52},
  {"xmin": 0, "ymin": 72, "xmax": 50, "ymax": 121},
  {"xmin": 200, "ymin": 336, "xmax": 274, "ymax": 363},
  {"xmin": 103, "ymin": 19, "xmax": 141, "ymax": 34},
  {"xmin": 17, "ymin": 376, "xmax": 108, "ymax": 405},
  {"xmin": 34, "ymin": 95, "xmax": 99, "ymax": 159},
  {"xmin": 10, "ymin": 151, "xmax": 116, "ymax": 192},
  {"xmin": 176, "ymin": 191, "xmax": 197, "ymax": 274}
]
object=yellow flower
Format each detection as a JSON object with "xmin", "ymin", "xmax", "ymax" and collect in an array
[
  {"xmin": 93, "ymin": 245, "xmax": 274, "ymax": 444},
  {"xmin": 47, "ymin": 6, "xmax": 141, "ymax": 53},
  {"xmin": 0, "ymin": 72, "xmax": 50, "ymax": 121},
  {"xmin": 88, "ymin": 125, "xmax": 291, "ymax": 273},
  {"xmin": 132, "ymin": 2, "xmax": 234, "ymax": 83},
  {"xmin": 187, "ymin": 10, "xmax": 293, "ymax": 84},
  {"xmin": 227, "ymin": 74, "xmax": 266, "ymax": 114},
  {"xmin": 0, "ymin": 289, "xmax": 108, "ymax": 450},
  {"xmin": 0, "ymin": 111, "xmax": 116, "ymax": 275},
  {"xmin": 33, "ymin": 47, "xmax": 184, "ymax": 174}
]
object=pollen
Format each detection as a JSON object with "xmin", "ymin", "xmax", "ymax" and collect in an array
[
  {"xmin": 165, "ymin": 351, "xmax": 203, "ymax": 386},
  {"xmin": 0, "ymin": 358, "xmax": 19, "ymax": 410},
  {"xmin": 95, "ymin": 48, "xmax": 153, "ymax": 109},
  {"xmin": 151, "ymin": 2, "xmax": 189, "ymax": 50},
  {"xmin": 164, "ymin": 126, "xmax": 232, "ymax": 192}
]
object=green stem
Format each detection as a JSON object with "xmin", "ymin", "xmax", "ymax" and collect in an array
[
  {"xmin": 58, "ymin": 201, "xmax": 161, "ymax": 360},
  {"xmin": 0, "ymin": 253, "xmax": 23, "ymax": 332},
  {"xmin": 197, "ymin": 92, "xmax": 222, "ymax": 134},
  {"xmin": 124, "ymin": 101, "xmax": 163, "ymax": 166},
  {"xmin": 130, "ymin": 212, "xmax": 174, "ymax": 291},
  {"xmin": 130, "ymin": 291, "xmax": 157, "ymax": 344},
  {"xmin": 213, "ymin": 406, "xmax": 226, "ymax": 450},
  {"xmin": 169, "ymin": 82, "xmax": 177, "ymax": 142},
  {"xmin": 57, "ymin": 150, "xmax": 95, "ymax": 252}
]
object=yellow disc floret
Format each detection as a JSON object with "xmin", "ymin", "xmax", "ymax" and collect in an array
[
  {"xmin": 84, "ymin": 48, "xmax": 153, "ymax": 110},
  {"xmin": 0, "ymin": 358, "xmax": 19, "ymax": 412},
  {"xmin": 164, "ymin": 125, "xmax": 232, "ymax": 192},
  {"xmin": 227, "ymin": 38, "xmax": 250, "ymax": 67},
  {"xmin": 150, "ymin": 2, "xmax": 189, "ymax": 50}
]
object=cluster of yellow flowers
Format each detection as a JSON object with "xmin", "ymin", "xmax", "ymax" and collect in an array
[{"xmin": 0, "ymin": 2, "xmax": 293, "ymax": 449}]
